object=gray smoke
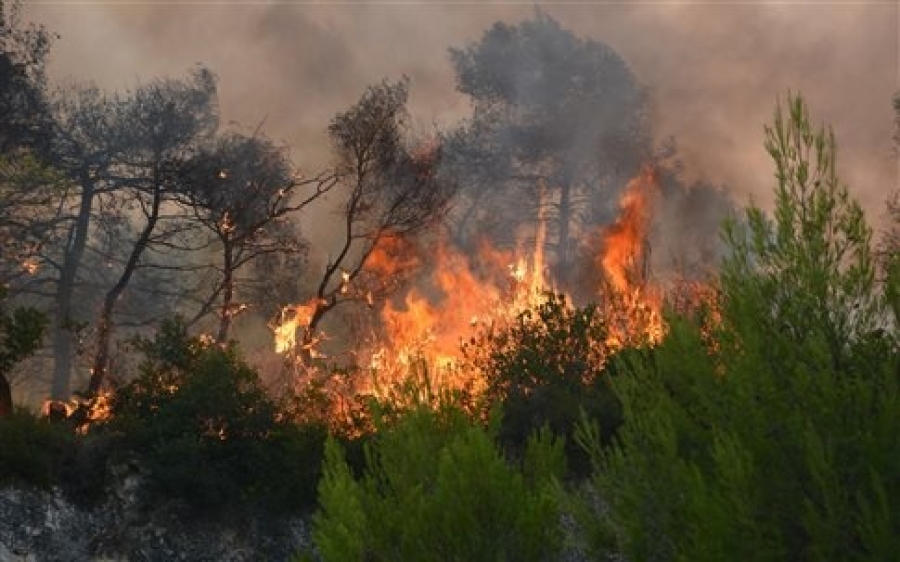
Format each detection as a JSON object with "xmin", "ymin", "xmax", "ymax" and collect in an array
[
  {"xmin": 25, "ymin": 2, "xmax": 897, "ymax": 251},
  {"xmin": 29, "ymin": 3, "xmax": 896, "ymax": 214},
  {"xmin": 30, "ymin": 2, "xmax": 898, "ymax": 241}
]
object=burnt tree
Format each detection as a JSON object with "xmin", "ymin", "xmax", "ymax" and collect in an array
[{"xmin": 295, "ymin": 78, "xmax": 453, "ymax": 362}]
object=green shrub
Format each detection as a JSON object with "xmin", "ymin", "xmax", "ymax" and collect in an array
[
  {"xmin": 57, "ymin": 432, "xmax": 115, "ymax": 506},
  {"xmin": 106, "ymin": 319, "xmax": 326, "ymax": 513},
  {"xmin": 576, "ymin": 94, "xmax": 900, "ymax": 561},
  {"xmin": 0, "ymin": 285, "xmax": 47, "ymax": 418},
  {"xmin": 0, "ymin": 408, "xmax": 74, "ymax": 488},
  {"xmin": 311, "ymin": 404, "xmax": 565, "ymax": 561},
  {"xmin": 463, "ymin": 292, "xmax": 621, "ymax": 476}
]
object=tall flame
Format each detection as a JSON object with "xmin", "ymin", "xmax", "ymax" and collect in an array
[
  {"xmin": 600, "ymin": 166, "xmax": 656, "ymax": 292},
  {"xmin": 598, "ymin": 166, "xmax": 665, "ymax": 348},
  {"xmin": 373, "ymin": 230, "xmax": 550, "ymax": 396}
]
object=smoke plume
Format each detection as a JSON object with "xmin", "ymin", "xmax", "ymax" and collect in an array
[{"xmin": 26, "ymin": 2, "xmax": 896, "ymax": 225}]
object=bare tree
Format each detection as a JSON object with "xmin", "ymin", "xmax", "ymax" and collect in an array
[
  {"xmin": 38, "ymin": 68, "xmax": 218, "ymax": 401},
  {"xmin": 42, "ymin": 85, "xmax": 124, "ymax": 401}
]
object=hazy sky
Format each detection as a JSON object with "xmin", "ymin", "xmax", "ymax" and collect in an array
[{"xmin": 26, "ymin": 1, "xmax": 899, "ymax": 228}]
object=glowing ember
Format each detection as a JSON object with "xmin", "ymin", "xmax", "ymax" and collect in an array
[
  {"xmin": 83, "ymin": 391, "xmax": 113, "ymax": 429},
  {"xmin": 44, "ymin": 390, "xmax": 116, "ymax": 434},
  {"xmin": 21, "ymin": 258, "xmax": 38, "ymax": 274}
]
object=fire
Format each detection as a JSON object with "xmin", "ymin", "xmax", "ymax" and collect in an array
[
  {"xmin": 272, "ymin": 167, "xmax": 670, "ymax": 422},
  {"xmin": 367, "ymin": 181, "xmax": 554, "ymax": 395},
  {"xmin": 363, "ymin": 232, "xmax": 422, "ymax": 297},
  {"xmin": 600, "ymin": 167, "xmax": 656, "ymax": 292},
  {"xmin": 21, "ymin": 258, "xmax": 38, "ymax": 275},
  {"xmin": 82, "ymin": 391, "xmax": 113, "ymax": 430},
  {"xmin": 373, "ymin": 235, "xmax": 545, "ymax": 395},
  {"xmin": 43, "ymin": 390, "xmax": 115, "ymax": 433},
  {"xmin": 598, "ymin": 166, "xmax": 665, "ymax": 348},
  {"xmin": 273, "ymin": 299, "xmax": 325, "ymax": 355}
]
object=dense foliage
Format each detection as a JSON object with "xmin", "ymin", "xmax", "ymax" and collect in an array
[
  {"xmin": 311, "ymin": 404, "xmax": 565, "ymax": 561},
  {"xmin": 463, "ymin": 292, "xmax": 621, "ymax": 475},
  {"xmin": 0, "ymin": 286, "xmax": 46, "ymax": 417},
  {"xmin": 105, "ymin": 319, "xmax": 326, "ymax": 513},
  {"xmin": 0, "ymin": 409, "xmax": 72, "ymax": 488},
  {"xmin": 574, "ymin": 95, "xmax": 900, "ymax": 561}
]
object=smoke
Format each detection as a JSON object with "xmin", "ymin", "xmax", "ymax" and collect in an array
[
  {"xmin": 24, "ymin": 2, "xmax": 897, "ymax": 279},
  {"xmin": 27, "ymin": 3, "xmax": 896, "ymax": 219},
  {"xmin": 585, "ymin": 3, "xmax": 899, "ymax": 221}
]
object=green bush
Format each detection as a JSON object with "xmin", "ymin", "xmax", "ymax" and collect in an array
[
  {"xmin": 0, "ymin": 408, "xmax": 74, "ymax": 489},
  {"xmin": 576, "ymin": 94, "xmax": 900, "ymax": 561},
  {"xmin": 0, "ymin": 285, "xmax": 47, "ymax": 418},
  {"xmin": 463, "ymin": 292, "xmax": 621, "ymax": 476},
  {"xmin": 57, "ymin": 432, "xmax": 115, "ymax": 506},
  {"xmin": 106, "ymin": 319, "xmax": 326, "ymax": 513},
  {"xmin": 311, "ymin": 404, "xmax": 565, "ymax": 561}
]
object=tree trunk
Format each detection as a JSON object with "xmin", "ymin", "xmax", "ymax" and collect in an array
[
  {"xmin": 88, "ymin": 184, "xmax": 161, "ymax": 397},
  {"xmin": 556, "ymin": 179, "xmax": 573, "ymax": 283},
  {"xmin": 297, "ymin": 298, "xmax": 332, "ymax": 366},
  {"xmin": 50, "ymin": 319, "xmax": 74, "ymax": 400},
  {"xmin": 51, "ymin": 176, "xmax": 94, "ymax": 401},
  {"xmin": 0, "ymin": 374, "xmax": 12, "ymax": 418},
  {"xmin": 215, "ymin": 242, "xmax": 234, "ymax": 344}
]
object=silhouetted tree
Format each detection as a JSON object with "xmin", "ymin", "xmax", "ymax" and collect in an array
[
  {"xmin": 296, "ymin": 78, "xmax": 453, "ymax": 362},
  {"xmin": 86, "ymin": 68, "xmax": 219, "ymax": 397},
  {"xmin": 0, "ymin": 0, "xmax": 53, "ymax": 152},
  {"xmin": 0, "ymin": 0, "xmax": 59, "ymax": 291},
  {"xmin": 447, "ymin": 12, "xmax": 651, "ymax": 280},
  {"xmin": 0, "ymin": 154, "xmax": 65, "ymax": 291},
  {"xmin": 182, "ymin": 131, "xmax": 336, "ymax": 343},
  {"xmin": 41, "ymin": 68, "xmax": 218, "ymax": 401}
]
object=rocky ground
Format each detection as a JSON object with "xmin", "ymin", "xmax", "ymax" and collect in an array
[{"xmin": 0, "ymin": 483, "xmax": 313, "ymax": 562}]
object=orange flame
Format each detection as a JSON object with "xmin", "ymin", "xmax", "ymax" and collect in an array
[
  {"xmin": 21, "ymin": 258, "xmax": 39, "ymax": 275},
  {"xmin": 273, "ymin": 168, "xmax": 671, "ymax": 424},
  {"xmin": 372, "ymin": 234, "xmax": 548, "ymax": 396},
  {"xmin": 365, "ymin": 181, "xmax": 553, "ymax": 396},
  {"xmin": 273, "ymin": 299, "xmax": 325, "ymax": 355},
  {"xmin": 598, "ymin": 166, "xmax": 665, "ymax": 348},
  {"xmin": 600, "ymin": 166, "xmax": 657, "ymax": 292}
]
